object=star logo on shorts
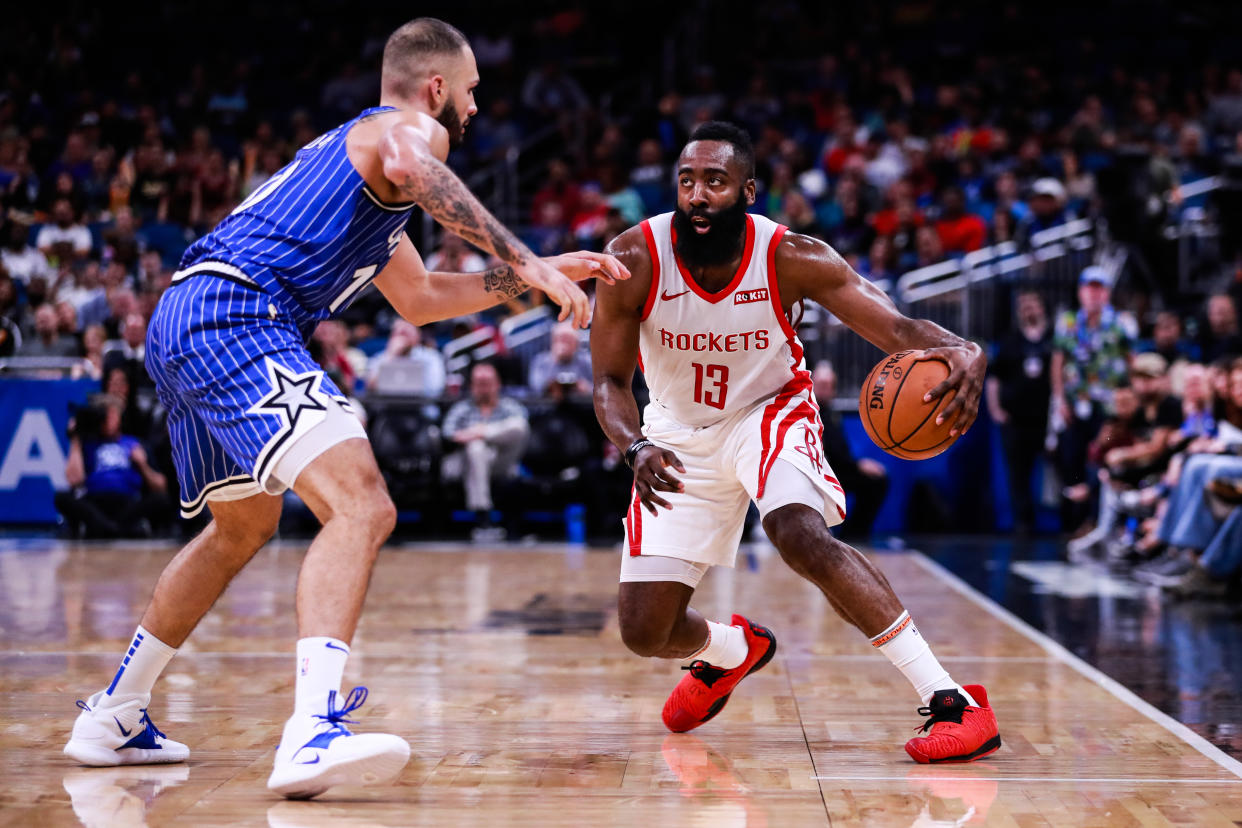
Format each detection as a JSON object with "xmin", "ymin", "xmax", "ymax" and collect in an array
[{"xmin": 249, "ymin": 359, "xmax": 327, "ymax": 429}]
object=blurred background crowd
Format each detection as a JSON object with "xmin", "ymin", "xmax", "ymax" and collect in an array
[{"xmin": 2, "ymin": 1, "xmax": 1242, "ymax": 599}]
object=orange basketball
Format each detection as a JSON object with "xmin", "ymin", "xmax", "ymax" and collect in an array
[{"xmin": 858, "ymin": 351, "xmax": 960, "ymax": 460}]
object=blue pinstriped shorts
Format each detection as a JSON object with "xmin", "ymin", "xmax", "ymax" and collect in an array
[{"xmin": 146, "ymin": 270, "xmax": 351, "ymax": 517}]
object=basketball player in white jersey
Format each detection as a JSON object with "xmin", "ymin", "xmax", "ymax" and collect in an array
[{"xmin": 592, "ymin": 122, "xmax": 1000, "ymax": 763}]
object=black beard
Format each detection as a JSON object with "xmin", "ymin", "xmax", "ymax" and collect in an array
[
  {"xmin": 672, "ymin": 195, "xmax": 748, "ymax": 269},
  {"xmin": 437, "ymin": 99, "xmax": 465, "ymax": 148}
]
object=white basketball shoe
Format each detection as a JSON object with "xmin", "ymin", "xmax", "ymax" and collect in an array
[
  {"xmin": 267, "ymin": 686, "xmax": 410, "ymax": 799},
  {"xmin": 64, "ymin": 691, "xmax": 190, "ymax": 766}
]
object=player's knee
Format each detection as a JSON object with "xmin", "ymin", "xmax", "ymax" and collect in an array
[
  {"xmin": 619, "ymin": 613, "xmax": 672, "ymax": 658},
  {"xmin": 765, "ymin": 506, "xmax": 841, "ymax": 575},
  {"xmin": 357, "ymin": 490, "xmax": 397, "ymax": 545},
  {"xmin": 214, "ymin": 509, "xmax": 279, "ymax": 552}
]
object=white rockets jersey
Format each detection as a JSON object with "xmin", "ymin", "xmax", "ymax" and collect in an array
[{"xmin": 637, "ymin": 212, "xmax": 811, "ymax": 428}]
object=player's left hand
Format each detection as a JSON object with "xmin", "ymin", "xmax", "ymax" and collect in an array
[
  {"xmin": 916, "ymin": 343, "xmax": 987, "ymax": 437},
  {"xmin": 543, "ymin": 251, "xmax": 631, "ymax": 286}
]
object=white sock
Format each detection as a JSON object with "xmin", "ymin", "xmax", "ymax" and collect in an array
[
  {"xmin": 105, "ymin": 625, "xmax": 176, "ymax": 699},
  {"xmin": 295, "ymin": 637, "xmax": 350, "ymax": 716},
  {"xmin": 688, "ymin": 620, "xmax": 748, "ymax": 669},
  {"xmin": 870, "ymin": 612, "xmax": 977, "ymax": 707}
]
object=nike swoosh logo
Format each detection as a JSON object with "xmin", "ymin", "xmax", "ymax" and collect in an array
[
  {"xmin": 324, "ymin": 641, "xmax": 348, "ymax": 652},
  {"xmin": 297, "ymin": 755, "xmax": 321, "ymax": 764},
  {"xmin": 114, "ymin": 717, "xmax": 132, "ymax": 737},
  {"xmin": 661, "ymin": 289, "xmax": 691, "ymax": 301}
]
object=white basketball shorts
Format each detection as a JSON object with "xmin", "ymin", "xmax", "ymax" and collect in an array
[{"xmin": 621, "ymin": 394, "xmax": 847, "ymax": 569}]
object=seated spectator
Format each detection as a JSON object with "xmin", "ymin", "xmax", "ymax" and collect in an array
[
  {"xmin": 55, "ymin": 299, "xmax": 81, "ymax": 340},
  {"xmin": 72, "ymin": 323, "xmax": 106, "ymax": 381},
  {"xmin": 599, "ymin": 163, "xmax": 646, "ymax": 227},
  {"xmin": 989, "ymin": 208, "xmax": 1016, "ymax": 245},
  {"xmin": 56, "ymin": 260, "xmax": 108, "ymax": 328},
  {"xmin": 812, "ymin": 361, "xmax": 888, "ymax": 538},
  {"xmin": 858, "ymin": 235, "xmax": 898, "ymax": 283},
  {"xmin": 1141, "ymin": 310, "xmax": 1200, "ymax": 367},
  {"xmin": 442, "ymin": 362, "xmax": 530, "ymax": 539},
  {"xmin": 1015, "ymin": 178, "xmax": 1070, "ymax": 250},
  {"xmin": 934, "ymin": 185, "xmax": 987, "ymax": 254},
  {"xmin": 528, "ymin": 322, "xmax": 592, "ymax": 396},
  {"xmin": 826, "ymin": 186, "xmax": 872, "ymax": 257},
  {"xmin": 986, "ymin": 290, "xmax": 1053, "ymax": 534},
  {"xmin": 1102, "ymin": 352, "xmax": 1183, "ymax": 486},
  {"xmin": 524, "ymin": 201, "xmax": 573, "ymax": 257},
  {"xmin": 423, "ymin": 233, "xmax": 486, "ymax": 274},
  {"xmin": 913, "ymin": 225, "xmax": 946, "ymax": 269},
  {"xmin": 1, "ymin": 217, "xmax": 52, "ymax": 286},
  {"xmin": 1149, "ymin": 362, "xmax": 1242, "ymax": 597},
  {"xmin": 102, "ymin": 313, "xmax": 152, "ymax": 388},
  {"xmin": 1198, "ymin": 295, "xmax": 1242, "ymax": 363},
  {"xmin": 0, "ymin": 272, "xmax": 22, "ymax": 356},
  {"xmin": 311, "ymin": 319, "xmax": 364, "ymax": 393},
  {"xmin": 103, "ymin": 366, "xmax": 154, "ymax": 439},
  {"xmin": 17, "ymin": 304, "xmax": 77, "ymax": 357},
  {"xmin": 570, "ymin": 184, "xmax": 611, "ymax": 248},
  {"xmin": 530, "ymin": 159, "xmax": 580, "ymax": 225},
  {"xmin": 102, "ymin": 206, "xmax": 145, "ymax": 272},
  {"xmin": 783, "ymin": 190, "xmax": 825, "ymax": 239},
  {"xmin": 629, "ymin": 139, "xmax": 671, "ymax": 214},
  {"xmin": 366, "ymin": 320, "xmax": 446, "ymax": 397},
  {"xmin": 54, "ymin": 394, "xmax": 170, "ymax": 538},
  {"xmin": 102, "ymin": 287, "xmax": 139, "ymax": 340},
  {"xmin": 36, "ymin": 198, "xmax": 92, "ymax": 265}
]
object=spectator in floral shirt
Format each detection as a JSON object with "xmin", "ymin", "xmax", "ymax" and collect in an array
[{"xmin": 1051, "ymin": 266, "xmax": 1136, "ymax": 524}]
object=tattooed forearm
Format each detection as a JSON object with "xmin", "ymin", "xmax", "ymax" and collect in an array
[
  {"xmin": 398, "ymin": 157, "xmax": 532, "ymax": 269},
  {"xmin": 481, "ymin": 265, "xmax": 525, "ymax": 299}
]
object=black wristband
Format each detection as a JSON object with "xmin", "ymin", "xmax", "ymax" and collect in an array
[{"xmin": 624, "ymin": 438, "xmax": 655, "ymax": 469}]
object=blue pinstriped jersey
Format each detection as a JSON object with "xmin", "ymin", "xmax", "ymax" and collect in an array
[{"xmin": 180, "ymin": 106, "xmax": 414, "ymax": 338}]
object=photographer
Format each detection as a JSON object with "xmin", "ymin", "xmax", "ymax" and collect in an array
[{"xmin": 54, "ymin": 394, "xmax": 171, "ymax": 538}]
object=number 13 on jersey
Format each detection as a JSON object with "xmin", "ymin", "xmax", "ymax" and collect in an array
[{"xmin": 692, "ymin": 362, "xmax": 729, "ymax": 409}]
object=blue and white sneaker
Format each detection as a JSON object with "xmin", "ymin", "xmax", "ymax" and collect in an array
[
  {"xmin": 64, "ymin": 691, "xmax": 190, "ymax": 766},
  {"xmin": 266, "ymin": 687, "xmax": 410, "ymax": 799}
]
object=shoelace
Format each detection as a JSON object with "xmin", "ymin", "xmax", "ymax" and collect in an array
[
  {"xmin": 313, "ymin": 686, "xmax": 369, "ymax": 734},
  {"xmin": 138, "ymin": 709, "xmax": 167, "ymax": 740},
  {"xmin": 913, "ymin": 703, "xmax": 966, "ymax": 734},
  {"xmin": 681, "ymin": 660, "xmax": 730, "ymax": 688},
  {"xmin": 74, "ymin": 699, "xmax": 167, "ymax": 740}
]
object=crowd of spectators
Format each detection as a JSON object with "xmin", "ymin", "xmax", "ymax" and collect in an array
[
  {"xmin": 990, "ymin": 273, "xmax": 1242, "ymax": 600},
  {"xmin": 3, "ymin": 3, "xmax": 1242, "ymax": 568}
]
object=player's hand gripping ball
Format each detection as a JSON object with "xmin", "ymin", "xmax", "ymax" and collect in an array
[{"xmin": 859, "ymin": 351, "xmax": 961, "ymax": 460}]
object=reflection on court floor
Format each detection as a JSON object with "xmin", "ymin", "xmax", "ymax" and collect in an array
[{"xmin": 2, "ymin": 539, "xmax": 1239, "ymax": 827}]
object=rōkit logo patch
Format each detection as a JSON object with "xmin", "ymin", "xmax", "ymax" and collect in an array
[{"xmin": 734, "ymin": 288, "xmax": 768, "ymax": 305}]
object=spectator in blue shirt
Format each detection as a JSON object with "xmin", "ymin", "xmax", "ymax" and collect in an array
[{"xmin": 54, "ymin": 394, "xmax": 169, "ymax": 538}]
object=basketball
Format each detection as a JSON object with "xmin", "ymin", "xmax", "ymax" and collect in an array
[{"xmin": 858, "ymin": 351, "xmax": 960, "ymax": 460}]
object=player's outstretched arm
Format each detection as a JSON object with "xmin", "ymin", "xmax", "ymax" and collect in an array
[
  {"xmin": 592, "ymin": 228, "xmax": 683, "ymax": 514},
  {"xmin": 379, "ymin": 121, "xmax": 592, "ymax": 327},
  {"xmin": 374, "ymin": 237, "xmax": 628, "ymax": 325},
  {"xmin": 778, "ymin": 233, "xmax": 987, "ymax": 436}
]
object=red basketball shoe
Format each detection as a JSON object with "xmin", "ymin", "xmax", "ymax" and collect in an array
[
  {"xmin": 905, "ymin": 684, "xmax": 1001, "ymax": 764},
  {"xmin": 662, "ymin": 615, "xmax": 777, "ymax": 733}
]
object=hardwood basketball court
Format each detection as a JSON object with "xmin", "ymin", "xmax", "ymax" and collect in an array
[{"xmin": 1, "ymin": 539, "xmax": 1239, "ymax": 826}]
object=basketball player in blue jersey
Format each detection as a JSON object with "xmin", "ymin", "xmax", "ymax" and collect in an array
[{"xmin": 64, "ymin": 18, "xmax": 628, "ymax": 799}]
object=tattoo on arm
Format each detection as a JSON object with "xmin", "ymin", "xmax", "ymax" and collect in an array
[
  {"xmin": 398, "ymin": 158, "xmax": 531, "ymax": 269},
  {"xmin": 481, "ymin": 265, "xmax": 525, "ymax": 299}
]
